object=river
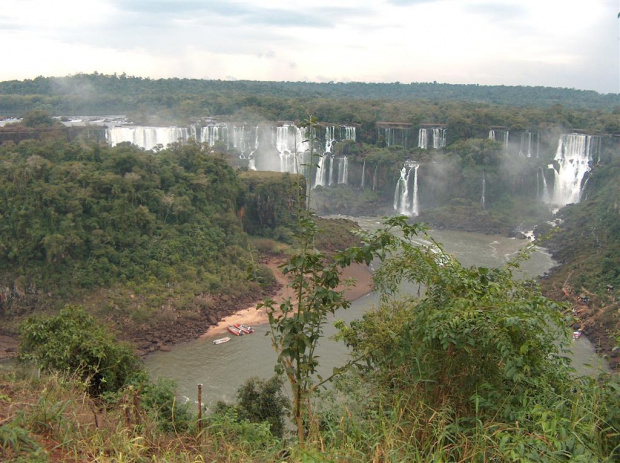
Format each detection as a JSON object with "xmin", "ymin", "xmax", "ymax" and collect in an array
[{"xmin": 145, "ymin": 217, "xmax": 609, "ymax": 408}]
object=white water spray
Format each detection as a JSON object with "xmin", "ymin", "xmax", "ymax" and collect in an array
[{"xmin": 549, "ymin": 133, "xmax": 597, "ymax": 206}]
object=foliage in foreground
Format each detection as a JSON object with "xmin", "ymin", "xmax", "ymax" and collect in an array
[
  {"xmin": 5, "ymin": 213, "xmax": 620, "ymax": 461},
  {"xmin": 19, "ymin": 305, "xmax": 140, "ymax": 396},
  {"xmin": 0, "ymin": 370, "xmax": 282, "ymax": 462}
]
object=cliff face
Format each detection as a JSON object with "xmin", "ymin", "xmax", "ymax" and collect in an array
[{"xmin": 539, "ymin": 155, "xmax": 620, "ymax": 370}]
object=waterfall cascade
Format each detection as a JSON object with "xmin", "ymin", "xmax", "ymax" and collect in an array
[
  {"xmin": 418, "ymin": 127, "xmax": 446, "ymax": 149},
  {"xmin": 274, "ymin": 125, "xmax": 309, "ymax": 175},
  {"xmin": 549, "ymin": 133, "xmax": 598, "ymax": 206},
  {"xmin": 337, "ymin": 157, "xmax": 349, "ymax": 184},
  {"xmin": 200, "ymin": 124, "xmax": 229, "ymax": 148},
  {"xmin": 540, "ymin": 166, "xmax": 549, "ymax": 202},
  {"xmin": 381, "ymin": 127, "xmax": 408, "ymax": 147},
  {"xmin": 106, "ymin": 126, "xmax": 190, "ymax": 151},
  {"xmin": 372, "ymin": 165, "xmax": 378, "ymax": 191},
  {"xmin": 393, "ymin": 161, "xmax": 420, "ymax": 217},
  {"xmin": 432, "ymin": 128, "xmax": 447, "ymax": 149},
  {"xmin": 489, "ymin": 129, "xmax": 509, "ymax": 149},
  {"xmin": 418, "ymin": 128, "xmax": 428, "ymax": 149},
  {"xmin": 360, "ymin": 159, "xmax": 366, "ymax": 189},
  {"xmin": 519, "ymin": 132, "xmax": 539, "ymax": 157}
]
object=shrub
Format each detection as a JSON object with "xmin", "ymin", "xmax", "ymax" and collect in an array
[{"xmin": 19, "ymin": 305, "xmax": 142, "ymax": 396}]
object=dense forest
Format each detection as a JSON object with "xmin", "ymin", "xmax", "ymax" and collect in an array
[{"xmin": 0, "ymin": 73, "xmax": 619, "ymax": 123}]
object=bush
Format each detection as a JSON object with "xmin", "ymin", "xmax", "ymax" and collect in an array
[{"xmin": 19, "ymin": 305, "xmax": 142, "ymax": 396}]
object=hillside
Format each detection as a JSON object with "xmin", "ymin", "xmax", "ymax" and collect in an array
[{"xmin": 539, "ymin": 154, "xmax": 620, "ymax": 367}]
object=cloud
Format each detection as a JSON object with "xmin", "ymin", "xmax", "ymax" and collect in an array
[
  {"xmin": 386, "ymin": 0, "xmax": 440, "ymax": 5},
  {"xmin": 0, "ymin": 0, "xmax": 616, "ymax": 93},
  {"xmin": 464, "ymin": 3, "xmax": 529, "ymax": 22}
]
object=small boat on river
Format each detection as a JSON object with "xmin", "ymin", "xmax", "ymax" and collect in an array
[
  {"xmin": 227, "ymin": 325, "xmax": 244, "ymax": 336},
  {"xmin": 234, "ymin": 323, "xmax": 255, "ymax": 334},
  {"xmin": 573, "ymin": 330, "xmax": 583, "ymax": 340},
  {"xmin": 213, "ymin": 337, "xmax": 231, "ymax": 345}
]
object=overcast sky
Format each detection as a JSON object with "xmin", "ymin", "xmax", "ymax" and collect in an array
[{"xmin": 1, "ymin": 0, "xmax": 618, "ymax": 94}]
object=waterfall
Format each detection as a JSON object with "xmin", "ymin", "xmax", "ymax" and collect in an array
[
  {"xmin": 550, "ymin": 133, "xmax": 597, "ymax": 206},
  {"xmin": 314, "ymin": 154, "xmax": 327, "ymax": 188},
  {"xmin": 481, "ymin": 171, "xmax": 486, "ymax": 209},
  {"xmin": 325, "ymin": 126, "xmax": 336, "ymax": 153},
  {"xmin": 337, "ymin": 157, "xmax": 349, "ymax": 184},
  {"xmin": 432, "ymin": 128, "xmax": 446, "ymax": 149},
  {"xmin": 418, "ymin": 128, "xmax": 428, "ymax": 149},
  {"xmin": 393, "ymin": 162, "xmax": 420, "ymax": 217},
  {"xmin": 106, "ymin": 126, "xmax": 189, "ymax": 151},
  {"xmin": 411, "ymin": 164, "xmax": 420, "ymax": 216},
  {"xmin": 328, "ymin": 155, "xmax": 335, "ymax": 185},
  {"xmin": 200, "ymin": 124, "xmax": 228, "ymax": 147},
  {"xmin": 248, "ymin": 151, "xmax": 256, "ymax": 170},
  {"xmin": 394, "ymin": 166, "xmax": 409, "ymax": 214},
  {"xmin": 342, "ymin": 126, "xmax": 356, "ymax": 140},
  {"xmin": 361, "ymin": 159, "xmax": 366, "ymax": 189},
  {"xmin": 540, "ymin": 166, "xmax": 549, "ymax": 202},
  {"xmin": 275, "ymin": 125, "xmax": 307, "ymax": 174},
  {"xmin": 384, "ymin": 128, "xmax": 394, "ymax": 146},
  {"xmin": 520, "ymin": 132, "xmax": 533, "ymax": 157},
  {"xmin": 489, "ymin": 129, "xmax": 508, "ymax": 149},
  {"xmin": 372, "ymin": 164, "xmax": 378, "ymax": 191}
]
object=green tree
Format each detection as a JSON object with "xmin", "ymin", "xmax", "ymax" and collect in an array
[
  {"xmin": 262, "ymin": 212, "xmax": 421, "ymax": 444},
  {"xmin": 20, "ymin": 110, "xmax": 57, "ymax": 128},
  {"xmin": 19, "ymin": 305, "xmax": 141, "ymax": 396},
  {"xmin": 223, "ymin": 376, "xmax": 291, "ymax": 438},
  {"xmin": 341, "ymin": 237, "xmax": 570, "ymax": 414}
]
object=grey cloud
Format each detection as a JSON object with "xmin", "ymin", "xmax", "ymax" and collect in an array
[{"xmin": 106, "ymin": 0, "xmax": 359, "ymax": 29}]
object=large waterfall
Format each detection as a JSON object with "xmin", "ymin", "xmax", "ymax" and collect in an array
[
  {"xmin": 106, "ymin": 126, "xmax": 190, "ymax": 151},
  {"xmin": 549, "ymin": 133, "xmax": 598, "ymax": 207},
  {"xmin": 199, "ymin": 124, "xmax": 229, "ymax": 148},
  {"xmin": 274, "ymin": 124, "xmax": 308, "ymax": 175},
  {"xmin": 393, "ymin": 162, "xmax": 420, "ymax": 217},
  {"xmin": 104, "ymin": 122, "xmax": 360, "ymax": 189}
]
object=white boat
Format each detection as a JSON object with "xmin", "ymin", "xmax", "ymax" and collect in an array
[{"xmin": 213, "ymin": 337, "xmax": 231, "ymax": 345}]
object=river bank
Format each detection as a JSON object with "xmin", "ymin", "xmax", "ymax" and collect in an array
[
  {"xmin": 0, "ymin": 259, "xmax": 374, "ymax": 361},
  {"xmin": 200, "ymin": 258, "xmax": 375, "ymax": 338}
]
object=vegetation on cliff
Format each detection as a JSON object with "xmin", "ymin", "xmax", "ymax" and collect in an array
[{"xmin": 540, "ymin": 154, "xmax": 620, "ymax": 366}]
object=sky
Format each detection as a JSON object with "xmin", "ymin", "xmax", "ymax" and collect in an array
[{"xmin": 1, "ymin": 0, "xmax": 618, "ymax": 94}]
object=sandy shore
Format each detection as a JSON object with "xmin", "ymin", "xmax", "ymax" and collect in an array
[{"xmin": 200, "ymin": 260, "xmax": 374, "ymax": 337}]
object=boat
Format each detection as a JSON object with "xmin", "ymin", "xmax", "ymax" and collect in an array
[
  {"xmin": 234, "ymin": 323, "xmax": 255, "ymax": 334},
  {"xmin": 573, "ymin": 330, "xmax": 583, "ymax": 340},
  {"xmin": 213, "ymin": 337, "xmax": 231, "ymax": 345},
  {"xmin": 227, "ymin": 325, "xmax": 244, "ymax": 336}
]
